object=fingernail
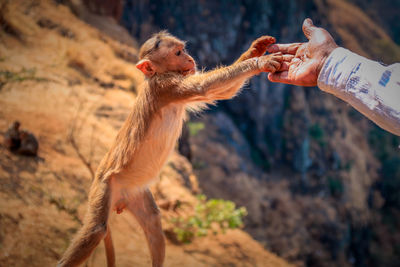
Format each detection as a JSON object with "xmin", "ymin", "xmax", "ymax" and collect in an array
[{"xmin": 305, "ymin": 18, "xmax": 313, "ymax": 27}]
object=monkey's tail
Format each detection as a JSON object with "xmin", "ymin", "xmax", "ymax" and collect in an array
[{"xmin": 104, "ymin": 227, "xmax": 116, "ymax": 267}]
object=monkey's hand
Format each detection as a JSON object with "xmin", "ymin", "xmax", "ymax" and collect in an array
[
  {"xmin": 236, "ymin": 36, "xmax": 276, "ymax": 63},
  {"xmin": 257, "ymin": 52, "xmax": 285, "ymax": 73}
]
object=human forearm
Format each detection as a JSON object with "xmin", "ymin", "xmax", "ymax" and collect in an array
[{"xmin": 318, "ymin": 47, "xmax": 400, "ymax": 136}]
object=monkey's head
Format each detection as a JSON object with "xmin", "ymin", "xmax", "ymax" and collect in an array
[{"xmin": 136, "ymin": 31, "xmax": 196, "ymax": 78}]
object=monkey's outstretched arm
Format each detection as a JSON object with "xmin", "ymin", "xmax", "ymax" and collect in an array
[{"xmin": 178, "ymin": 53, "xmax": 282, "ymax": 102}]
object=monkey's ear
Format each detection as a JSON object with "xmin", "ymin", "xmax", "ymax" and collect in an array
[{"xmin": 136, "ymin": 59, "xmax": 155, "ymax": 77}]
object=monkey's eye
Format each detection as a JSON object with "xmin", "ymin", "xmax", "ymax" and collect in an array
[{"xmin": 176, "ymin": 50, "xmax": 181, "ymax": 56}]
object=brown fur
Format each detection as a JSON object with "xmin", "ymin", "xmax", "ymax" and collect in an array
[{"xmin": 58, "ymin": 32, "xmax": 281, "ymax": 267}]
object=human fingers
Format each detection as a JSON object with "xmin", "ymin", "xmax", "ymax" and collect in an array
[
  {"xmin": 282, "ymin": 54, "xmax": 295, "ymax": 62},
  {"xmin": 267, "ymin": 43, "xmax": 302, "ymax": 55},
  {"xmin": 302, "ymin": 18, "xmax": 319, "ymax": 40},
  {"xmin": 267, "ymin": 71, "xmax": 292, "ymax": 84}
]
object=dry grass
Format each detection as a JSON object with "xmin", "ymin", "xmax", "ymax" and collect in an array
[{"xmin": 317, "ymin": 0, "xmax": 400, "ymax": 63}]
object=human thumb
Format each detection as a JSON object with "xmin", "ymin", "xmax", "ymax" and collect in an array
[{"xmin": 302, "ymin": 18, "xmax": 317, "ymax": 40}]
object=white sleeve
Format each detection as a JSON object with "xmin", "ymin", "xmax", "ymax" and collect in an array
[{"xmin": 317, "ymin": 47, "xmax": 400, "ymax": 136}]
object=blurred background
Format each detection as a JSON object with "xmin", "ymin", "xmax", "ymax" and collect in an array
[{"xmin": 0, "ymin": 0, "xmax": 399, "ymax": 266}]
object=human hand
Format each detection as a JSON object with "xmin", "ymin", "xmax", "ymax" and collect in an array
[{"xmin": 267, "ymin": 18, "xmax": 338, "ymax": 86}]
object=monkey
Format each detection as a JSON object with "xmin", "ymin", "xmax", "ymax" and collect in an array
[
  {"xmin": 3, "ymin": 121, "xmax": 39, "ymax": 156},
  {"xmin": 58, "ymin": 31, "xmax": 283, "ymax": 267}
]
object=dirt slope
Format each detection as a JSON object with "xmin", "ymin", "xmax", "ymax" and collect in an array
[{"xmin": 0, "ymin": 0, "xmax": 291, "ymax": 266}]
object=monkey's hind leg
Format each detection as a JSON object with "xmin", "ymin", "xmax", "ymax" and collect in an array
[
  {"xmin": 104, "ymin": 226, "xmax": 116, "ymax": 267},
  {"xmin": 58, "ymin": 180, "xmax": 112, "ymax": 267},
  {"xmin": 127, "ymin": 188, "xmax": 165, "ymax": 267}
]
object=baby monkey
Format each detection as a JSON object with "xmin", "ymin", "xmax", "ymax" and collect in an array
[{"xmin": 58, "ymin": 32, "xmax": 283, "ymax": 267}]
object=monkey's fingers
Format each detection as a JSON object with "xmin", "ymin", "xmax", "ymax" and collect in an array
[
  {"xmin": 253, "ymin": 35, "xmax": 276, "ymax": 47},
  {"xmin": 251, "ymin": 36, "xmax": 277, "ymax": 56},
  {"xmin": 267, "ymin": 54, "xmax": 294, "ymax": 72},
  {"xmin": 269, "ymin": 52, "xmax": 284, "ymax": 63},
  {"xmin": 259, "ymin": 53, "xmax": 283, "ymax": 73},
  {"xmin": 267, "ymin": 43, "xmax": 302, "ymax": 55},
  {"xmin": 278, "ymin": 62, "xmax": 290, "ymax": 72},
  {"xmin": 268, "ymin": 60, "xmax": 282, "ymax": 73}
]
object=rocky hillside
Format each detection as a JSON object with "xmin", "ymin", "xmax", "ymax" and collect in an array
[
  {"xmin": 0, "ymin": 0, "xmax": 292, "ymax": 266},
  {"xmin": 115, "ymin": 0, "xmax": 400, "ymax": 266}
]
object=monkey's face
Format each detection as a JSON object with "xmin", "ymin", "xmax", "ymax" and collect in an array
[
  {"xmin": 158, "ymin": 42, "xmax": 196, "ymax": 76},
  {"xmin": 136, "ymin": 37, "xmax": 196, "ymax": 77}
]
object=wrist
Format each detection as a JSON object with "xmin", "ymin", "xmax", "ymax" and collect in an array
[
  {"xmin": 254, "ymin": 57, "xmax": 262, "ymax": 74},
  {"xmin": 316, "ymin": 44, "xmax": 338, "ymax": 76}
]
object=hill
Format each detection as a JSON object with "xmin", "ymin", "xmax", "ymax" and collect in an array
[{"xmin": 0, "ymin": 0, "xmax": 292, "ymax": 266}]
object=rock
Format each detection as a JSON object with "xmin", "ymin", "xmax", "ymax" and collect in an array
[{"xmin": 3, "ymin": 121, "xmax": 39, "ymax": 156}]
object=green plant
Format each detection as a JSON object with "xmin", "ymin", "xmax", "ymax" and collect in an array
[
  {"xmin": 343, "ymin": 161, "xmax": 353, "ymax": 172},
  {"xmin": 187, "ymin": 122, "xmax": 205, "ymax": 136},
  {"xmin": 192, "ymin": 160, "xmax": 206, "ymax": 170},
  {"xmin": 309, "ymin": 123, "xmax": 326, "ymax": 147},
  {"xmin": 48, "ymin": 195, "xmax": 81, "ymax": 224},
  {"xmin": 327, "ymin": 176, "xmax": 344, "ymax": 197},
  {"xmin": 170, "ymin": 194, "xmax": 247, "ymax": 243},
  {"xmin": 250, "ymin": 146, "xmax": 270, "ymax": 170},
  {"xmin": 0, "ymin": 68, "xmax": 48, "ymax": 86}
]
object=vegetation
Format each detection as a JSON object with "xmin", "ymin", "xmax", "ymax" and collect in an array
[
  {"xmin": 250, "ymin": 146, "xmax": 270, "ymax": 170},
  {"xmin": 0, "ymin": 68, "xmax": 48, "ymax": 87},
  {"xmin": 187, "ymin": 121, "xmax": 205, "ymax": 137},
  {"xmin": 309, "ymin": 123, "xmax": 326, "ymax": 148},
  {"xmin": 170, "ymin": 194, "xmax": 247, "ymax": 243},
  {"xmin": 327, "ymin": 176, "xmax": 344, "ymax": 197},
  {"xmin": 369, "ymin": 126, "xmax": 400, "ymax": 206},
  {"xmin": 48, "ymin": 194, "xmax": 81, "ymax": 224}
]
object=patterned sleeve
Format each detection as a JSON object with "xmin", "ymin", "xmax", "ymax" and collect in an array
[{"xmin": 317, "ymin": 47, "xmax": 400, "ymax": 136}]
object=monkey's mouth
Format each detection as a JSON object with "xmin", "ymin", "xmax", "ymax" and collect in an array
[{"xmin": 181, "ymin": 68, "xmax": 196, "ymax": 76}]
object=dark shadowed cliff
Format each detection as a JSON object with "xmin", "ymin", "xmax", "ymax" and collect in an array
[{"xmin": 114, "ymin": 1, "xmax": 400, "ymax": 266}]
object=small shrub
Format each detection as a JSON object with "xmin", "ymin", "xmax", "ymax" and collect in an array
[
  {"xmin": 250, "ymin": 147, "xmax": 270, "ymax": 170},
  {"xmin": 327, "ymin": 176, "xmax": 344, "ymax": 197},
  {"xmin": 49, "ymin": 195, "xmax": 81, "ymax": 224},
  {"xmin": 0, "ymin": 68, "xmax": 48, "ymax": 85},
  {"xmin": 309, "ymin": 123, "xmax": 326, "ymax": 147},
  {"xmin": 170, "ymin": 194, "xmax": 247, "ymax": 243},
  {"xmin": 343, "ymin": 161, "xmax": 353, "ymax": 172},
  {"xmin": 187, "ymin": 122, "xmax": 205, "ymax": 137}
]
